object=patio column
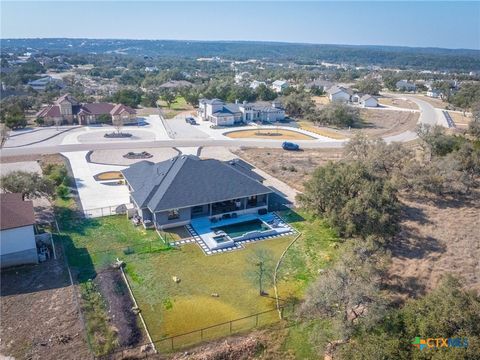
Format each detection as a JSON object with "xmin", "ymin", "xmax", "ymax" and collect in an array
[
  {"xmin": 266, "ymin": 194, "xmax": 269, "ymax": 210},
  {"xmin": 209, "ymin": 203, "xmax": 212, "ymax": 216}
]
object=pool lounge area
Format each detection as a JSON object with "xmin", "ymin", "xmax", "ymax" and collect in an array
[{"xmin": 189, "ymin": 212, "xmax": 293, "ymax": 252}]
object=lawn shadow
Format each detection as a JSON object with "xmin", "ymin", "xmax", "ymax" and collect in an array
[{"xmin": 57, "ymin": 233, "xmax": 97, "ymax": 283}]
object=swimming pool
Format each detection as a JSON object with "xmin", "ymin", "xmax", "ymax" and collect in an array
[{"xmin": 213, "ymin": 219, "xmax": 270, "ymax": 239}]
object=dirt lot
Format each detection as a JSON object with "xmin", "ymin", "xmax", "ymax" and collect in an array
[
  {"xmin": 0, "ymin": 250, "xmax": 91, "ymax": 359},
  {"xmin": 347, "ymin": 108, "xmax": 420, "ymax": 137},
  {"xmin": 378, "ymin": 96, "xmax": 418, "ymax": 110},
  {"xmin": 387, "ymin": 192, "xmax": 480, "ymax": 300},
  {"xmin": 448, "ymin": 111, "xmax": 471, "ymax": 128},
  {"xmin": 235, "ymin": 148, "xmax": 342, "ymax": 191}
]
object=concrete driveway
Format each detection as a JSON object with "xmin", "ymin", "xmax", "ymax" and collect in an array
[{"xmin": 62, "ymin": 151, "xmax": 130, "ymax": 217}]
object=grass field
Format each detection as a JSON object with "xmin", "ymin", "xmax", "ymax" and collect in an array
[
  {"xmin": 225, "ymin": 129, "xmax": 315, "ymax": 140},
  {"xmin": 59, "ymin": 206, "xmax": 338, "ymax": 350},
  {"xmin": 298, "ymin": 121, "xmax": 347, "ymax": 140}
]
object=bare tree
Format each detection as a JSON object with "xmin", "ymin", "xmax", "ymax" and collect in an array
[
  {"xmin": 246, "ymin": 248, "xmax": 275, "ymax": 296},
  {"xmin": 112, "ymin": 117, "xmax": 124, "ymax": 134}
]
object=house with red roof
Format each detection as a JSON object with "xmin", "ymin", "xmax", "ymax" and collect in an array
[{"xmin": 36, "ymin": 94, "xmax": 137, "ymax": 126}]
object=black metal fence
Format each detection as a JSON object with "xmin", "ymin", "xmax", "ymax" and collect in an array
[{"xmin": 94, "ymin": 305, "xmax": 294, "ymax": 359}]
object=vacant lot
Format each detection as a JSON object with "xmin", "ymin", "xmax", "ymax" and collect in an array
[
  {"xmin": 297, "ymin": 121, "xmax": 347, "ymax": 140},
  {"xmin": 350, "ymin": 108, "xmax": 420, "ymax": 137},
  {"xmin": 225, "ymin": 129, "xmax": 315, "ymax": 140},
  {"xmin": 311, "ymin": 95, "xmax": 330, "ymax": 106},
  {"xmin": 448, "ymin": 111, "xmax": 471, "ymax": 128},
  {"xmin": 159, "ymin": 96, "xmax": 194, "ymax": 119},
  {"xmin": 378, "ymin": 96, "xmax": 418, "ymax": 110},
  {"xmin": 0, "ymin": 248, "xmax": 90, "ymax": 360},
  {"xmin": 235, "ymin": 148, "xmax": 342, "ymax": 191},
  {"xmin": 388, "ymin": 193, "xmax": 480, "ymax": 300}
]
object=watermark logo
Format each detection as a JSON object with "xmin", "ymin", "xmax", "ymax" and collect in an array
[{"xmin": 412, "ymin": 337, "xmax": 468, "ymax": 350}]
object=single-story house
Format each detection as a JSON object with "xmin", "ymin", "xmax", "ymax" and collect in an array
[
  {"xmin": 158, "ymin": 80, "xmax": 193, "ymax": 89},
  {"xmin": 36, "ymin": 93, "xmax": 137, "ymax": 126},
  {"xmin": 326, "ymin": 85, "xmax": 353, "ymax": 103},
  {"xmin": 272, "ymin": 80, "xmax": 289, "ymax": 93},
  {"xmin": 197, "ymin": 99, "xmax": 285, "ymax": 126},
  {"xmin": 426, "ymin": 89, "xmax": 442, "ymax": 98},
  {"xmin": 305, "ymin": 79, "xmax": 333, "ymax": 92},
  {"xmin": 359, "ymin": 95, "xmax": 378, "ymax": 108},
  {"xmin": 121, "ymin": 155, "xmax": 274, "ymax": 229},
  {"xmin": 0, "ymin": 193, "xmax": 37, "ymax": 268},
  {"xmin": 27, "ymin": 76, "xmax": 64, "ymax": 91},
  {"xmin": 396, "ymin": 80, "xmax": 416, "ymax": 92},
  {"xmin": 250, "ymin": 80, "xmax": 267, "ymax": 90}
]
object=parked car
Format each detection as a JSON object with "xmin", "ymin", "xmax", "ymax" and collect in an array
[
  {"xmin": 282, "ymin": 141, "xmax": 300, "ymax": 151},
  {"xmin": 185, "ymin": 117, "xmax": 197, "ymax": 125}
]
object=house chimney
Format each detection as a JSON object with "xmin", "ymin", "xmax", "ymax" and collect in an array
[{"xmin": 235, "ymin": 99, "xmax": 238, "ymax": 104}]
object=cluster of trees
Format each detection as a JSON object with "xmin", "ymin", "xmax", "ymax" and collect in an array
[
  {"xmin": 306, "ymin": 102, "xmax": 360, "ymax": 128},
  {"xmin": 449, "ymin": 83, "xmax": 480, "ymax": 109},
  {"xmin": 0, "ymin": 163, "xmax": 71, "ymax": 200},
  {"xmin": 297, "ymin": 129, "xmax": 480, "ymax": 358},
  {"xmin": 355, "ymin": 78, "xmax": 382, "ymax": 95}
]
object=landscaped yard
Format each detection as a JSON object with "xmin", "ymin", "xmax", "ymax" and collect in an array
[
  {"xmin": 59, "ymin": 208, "xmax": 339, "ymax": 352},
  {"xmin": 225, "ymin": 129, "xmax": 315, "ymax": 140}
]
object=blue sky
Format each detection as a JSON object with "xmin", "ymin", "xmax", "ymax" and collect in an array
[{"xmin": 1, "ymin": 1, "xmax": 479, "ymax": 49}]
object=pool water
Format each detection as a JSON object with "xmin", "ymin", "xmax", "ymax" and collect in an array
[{"xmin": 213, "ymin": 219, "xmax": 270, "ymax": 238}]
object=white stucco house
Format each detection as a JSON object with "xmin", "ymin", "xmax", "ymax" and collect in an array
[
  {"xmin": 359, "ymin": 95, "xmax": 378, "ymax": 108},
  {"xmin": 272, "ymin": 80, "xmax": 289, "ymax": 93},
  {"xmin": 0, "ymin": 193, "xmax": 37, "ymax": 268},
  {"xmin": 250, "ymin": 80, "xmax": 267, "ymax": 90},
  {"xmin": 326, "ymin": 86, "xmax": 353, "ymax": 103},
  {"xmin": 198, "ymin": 99, "xmax": 285, "ymax": 126},
  {"xmin": 396, "ymin": 80, "xmax": 416, "ymax": 92},
  {"xmin": 426, "ymin": 89, "xmax": 442, "ymax": 98}
]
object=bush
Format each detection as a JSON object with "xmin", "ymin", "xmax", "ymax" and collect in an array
[{"xmin": 56, "ymin": 184, "xmax": 70, "ymax": 199}]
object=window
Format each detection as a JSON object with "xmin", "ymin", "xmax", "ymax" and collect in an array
[{"xmin": 168, "ymin": 209, "xmax": 180, "ymax": 220}]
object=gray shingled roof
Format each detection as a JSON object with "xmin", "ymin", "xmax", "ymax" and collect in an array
[{"xmin": 121, "ymin": 155, "xmax": 272, "ymax": 212}]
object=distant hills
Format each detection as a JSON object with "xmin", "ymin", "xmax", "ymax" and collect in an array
[{"xmin": 2, "ymin": 38, "xmax": 479, "ymax": 72}]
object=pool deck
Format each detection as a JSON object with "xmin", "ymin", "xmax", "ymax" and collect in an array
[{"xmin": 180, "ymin": 212, "xmax": 295, "ymax": 255}]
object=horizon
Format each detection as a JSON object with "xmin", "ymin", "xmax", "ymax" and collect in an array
[
  {"xmin": 2, "ymin": 37, "xmax": 479, "ymax": 52},
  {"xmin": 1, "ymin": 1, "xmax": 479, "ymax": 50}
]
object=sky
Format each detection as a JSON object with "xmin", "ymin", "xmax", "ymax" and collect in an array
[{"xmin": 1, "ymin": 1, "xmax": 479, "ymax": 50}]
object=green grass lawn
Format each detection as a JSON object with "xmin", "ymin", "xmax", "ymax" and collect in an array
[
  {"xmin": 158, "ymin": 96, "xmax": 192, "ymax": 111},
  {"xmin": 59, "ymin": 209, "xmax": 339, "ymax": 352}
]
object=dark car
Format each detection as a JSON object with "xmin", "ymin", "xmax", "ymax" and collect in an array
[
  {"xmin": 282, "ymin": 141, "xmax": 300, "ymax": 151},
  {"xmin": 185, "ymin": 117, "xmax": 197, "ymax": 125}
]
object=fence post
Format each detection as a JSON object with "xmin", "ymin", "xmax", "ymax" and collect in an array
[
  {"xmin": 230, "ymin": 320, "xmax": 232, "ymax": 333},
  {"xmin": 171, "ymin": 337, "xmax": 174, "ymax": 351},
  {"xmin": 255, "ymin": 313, "xmax": 259, "ymax": 327},
  {"xmin": 200, "ymin": 328, "xmax": 203, "ymax": 341}
]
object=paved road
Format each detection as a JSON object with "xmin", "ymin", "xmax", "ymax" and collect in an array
[{"xmin": 0, "ymin": 95, "xmax": 446, "ymax": 158}]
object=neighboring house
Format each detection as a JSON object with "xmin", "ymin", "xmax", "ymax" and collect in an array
[
  {"xmin": 426, "ymin": 89, "xmax": 443, "ymax": 98},
  {"xmin": 0, "ymin": 193, "xmax": 37, "ymax": 268},
  {"xmin": 272, "ymin": 80, "xmax": 289, "ymax": 93},
  {"xmin": 121, "ymin": 155, "xmax": 273, "ymax": 229},
  {"xmin": 198, "ymin": 99, "xmax": 285, "ymax": 126},
  {"xmin": 326, "ymin": 85, "xmax": 353, "ymax": 102},
  {"xmin": 305, "ymin": 79, "xmax": 333, "ymax": 92},
  {"xmin": 249, "ymin": 80, "xmax": 267, "ymax": 90},
  {"xmin": 36, "ymin": 94, "xmax": 136, "ymax": 126},
  {"xmin": 145, "ymin": 66, "xmax": 159, "ymax": 72},
  {"xmin": 235, "ymin": 72, "xmax": 250, "ymax": 84},
  {"xmin": 27, "ymin": 76, "xmax": 64, "ymax": 91},
  {"xmin": 359, "ymin": 95, "xmax": 378, "ymax": 108},
  {"xmin": 396, "ymin": 80, "xmax": 416, "ymax": 92},
  {"xmin": 159, "ymin": 80, "xmax": 193, "ymax": 89}
]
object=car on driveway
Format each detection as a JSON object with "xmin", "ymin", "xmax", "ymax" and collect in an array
[
  {"xmin": 282, "ymin": 141, "xmax": 300, "ymax": 151},
  {"xmin": 185, "ymin": 117, "xmax": 197, "ymax": 125}
]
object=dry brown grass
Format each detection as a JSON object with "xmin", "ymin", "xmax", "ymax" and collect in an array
[
  {"xmin": 448, "ymin": 111, "xmax": 471, "ymax": 128},
  {"xmin": 387, "ymin": 192, "xmax": 480, "ymax": 300},
  {"xmin": 235, "ymin": 147, "xmax": 342, "ymax": 191},
  {"xmin": 95, "ymin": 171, "xmax": 123, "ymax": 181},
  {"xmin": 378, "ymin": 97, "xmax": 418, "ymax": 110},
  {"xmin": 347, "ymin": 108, "xmax": 420, "ymax": 137},
  {"xmin": 298, "ymin": 122, "xmax": 348, "ymax": 140},
  {"xmin": 415, "ymin": 95, "xmax": 448, "ymax": 109},
  {"xmin": 312, "ymin": 95, "xmax": 330, "ymax": 106},
  {"xmin": 225, "ymin": 129, "xmax": 315, "ymax": 140}
]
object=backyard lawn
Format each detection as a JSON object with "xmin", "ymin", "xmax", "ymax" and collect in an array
[{"xmin": 59, "ymin": 210, "xmax": 339, "ymax": 351}]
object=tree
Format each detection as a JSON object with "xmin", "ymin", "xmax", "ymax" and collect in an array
[
  {"xmin": 0, "ymin": 171, "xmax": 54, "ymax": 200},
  {"xmin": 416, "ymin": 124, "xmax": 465, "ymax": 157},
  {"xmin": 281, "ymin": 92, "xmax": 315, "ymax": 118},
  {"xmin": 246, "ymin": 248, "xmax": 274, "ymax": 296},
  {"xmin": 300, "ymin": 242, "xmax": 387, "ymax": 350},
  {"xmin": 298, "ymin": 161, "xmax": 400, "ymax": 239},
  {"xmin": 141, "ymin": 92, "xmax": 159, "ymax": 108},
  {"xmin": 356, "ymin": 78, "xmax": 382, "ymax": 95},
  {"xmin": 180, "ymin": 89, "xmax": 200, "ymax": 107},
  {"xmin": 110, "ymin": 89, "xmax": 143, "ymax": 108},
  {"xmin": 468, "ymin": 101, "xmax": 480, "ymax": 139},
  {"xmin": 338, "ymin": 275, "xmax": 480, "ymax": 360},
  {"xmin": 310, "ymin": 102, "xmax": 359, "ymax": 128},
  {"xmin": 449, "ymin": 83, "xmax": 480, "ymax": 109},
  {"xmin": 112, "ymin": 117, "xmax": 124, "ymax": 134},
  {"xmin": 160, "ymin": 90, "xmax": 176, "ymax": 109},
  {"xmin": 96, "ymin": 113, "xmax": 112, "ymax": 124},
  {"xmin": 255, "ymin": 84, "xmax": 277, "ymax": 101}
]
